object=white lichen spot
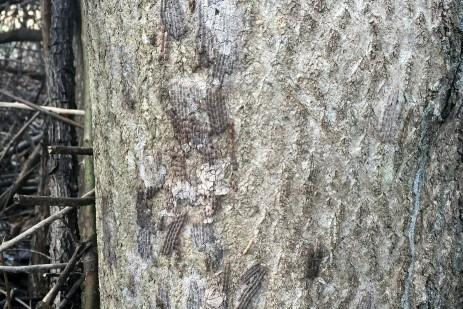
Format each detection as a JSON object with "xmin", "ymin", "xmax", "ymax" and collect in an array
[
  {"xmin": 326, "ymin": 105, "xmax": 337, "ymax": 126},
  {"xmin": 142, "ymin": 32, "xmax": 150, "ymax": 45},
  {"xmin": 122, "ymin": 251, "xmax": 151, "ymax": 305},
  {"xmin": 203, "ymin": 270, "xmax": 230, "ymax": 308},
  {"xmin": 172, "ymin": 180, "xmax": 197, "ymax": 203},
  {"xmin": 132, "ymin": 127, "xmax": 167, "ymax": 189},
  {"xmin": 127, "ymin": 150, "xmax": 137, "ymax": 172},
  {"xmin": 382, "ymin": 145, "xmax": 395, "ymax": 185},
  {"xmin": 318, "ymin": 211, "xmax": 334, "ymax": 229},
  {"xmin": 349, "ymin": 133, "xmax": 365, "ymax": 157},
  {"xmin": 199, "ymin": 0, "xmax": 241, "ymax": 57},
  {"xmin": 126, "ymin": 251, "xmax": 150, "ymax": 279},
  {"xmin": 204, "ymin": 286, "xmax": 226, "ymax": 308},
  {"xmin": 197, "ymin": 160, "xmax": 229, "ymax": 197},
  {"xmin": 140, "ymin": 154, "xmax": 167, "ymax": 189}
]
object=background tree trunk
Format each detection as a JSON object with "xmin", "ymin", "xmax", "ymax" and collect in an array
[
  {"xmin": 81, "ymin": 0, "xmax": 463, "ymax": 308},
  {"xmin": 45, "ymin": 0, "xmax": 79, "ymax": 306}
]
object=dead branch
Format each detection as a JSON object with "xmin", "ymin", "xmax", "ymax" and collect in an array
[
  {"xmin": 48, "ymin": 146, "xmax": 92, "ymax": 155},
  {"xmin": 0, "ymin": 28, "xmax": 42, "ymax": 44},
  {"xmin": 0, "ymin": 288, "xmax": 31, "ymax": 309},
  {"xmin": 56, "ymin": 275, "xmax": 84, "ymax": 309},
  {"xmin": 0, "ymin": 263, "xmax": 67, "ymax": 274},
  {"xmin": 0, "ymin": 102, "xmax": 84, "ymax": 115},
  {"xmin": 14, "ymin": 194, "xmax": 95, "ymax": 207},
  {"xmin": 39, "ymin": 242, "xmax": 91, "ymax": 307},
  {"xmin": 0, "ymin": 111, "xmax": 40, "ymax": 163},
  {"xmin": 1, "ymin": 253, "xmax": 12, "ymax": 309},
  {"xmin": 0, "ymin": 189, "xmax": 94, "ymax": 254},
  {"xmin": 0, "ymin": 89, "xmax": 83, "ymax": 129},
  {"xmin": 0, "ymin": 143, "xmax": 41, "ymax": 210}
]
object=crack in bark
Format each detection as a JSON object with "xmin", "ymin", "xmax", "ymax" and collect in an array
[{"xmin": 401, "ymin": 108, "xmax": 435, "ymax": 309}]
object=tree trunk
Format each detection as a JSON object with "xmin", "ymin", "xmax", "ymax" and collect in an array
[
  {"xmin": 44, "ymin": 0, "xmax": 79, "ymax": 305},
  {"xmin": 80, "ymin": 1, "xmax": 463, "ymax": 308},
  {"xmin": 74, "ymin": 2, "xmax": 100, "ymax": 307}
]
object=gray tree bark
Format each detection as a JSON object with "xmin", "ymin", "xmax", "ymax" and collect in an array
[{"xmin": 81, "ymin": 0, "xmax": 463, "ymax": 308}]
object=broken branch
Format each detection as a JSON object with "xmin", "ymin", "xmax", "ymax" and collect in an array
[
  {"xmin": 56, "ymin": 275, "xmax": 84, "ymax": 309},
  {"xmin": 0, "ymin": 111, "xmax": 40, "ymax": 163},
  {"xmin": 14, "ymin": 195, "xmax": 95, "ymax": 207},
  {"xmin": 48, "ymin": 146, "xmax": 93, "ymax": 155},
  {"xmin": 0, "ymin": 28, "xmax": 42, "ymax": 44},
  {"xmin": 0, "ymin": 263, "xmax": 68, "ymax": 274},
  {"xmin": 0, "ymin": 189, "xmax": 95, "ymax": 254},
  {"xmin": 0, "ymin": 102, "xmax": 84, "ymax": 115},
  {"xmin": 40, "ymin": 242, "xmax": 91, "ymax": 307},
  {"xmin": 0, "ymin": 89, "xmax": 83, "ymax": 129}
]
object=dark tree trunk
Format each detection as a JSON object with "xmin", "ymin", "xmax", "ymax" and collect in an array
[{"xmin": 44, "ymin": 0, "xmax": 79, "ymax": 306}]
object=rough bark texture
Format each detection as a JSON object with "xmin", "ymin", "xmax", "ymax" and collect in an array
[
  {"xmin": 45, "ymin": 0, "xmax": 79, "ymax": 305},
  {"xmin": 81, "ymin": 1, "xmax": 463, "ymax": 308}
]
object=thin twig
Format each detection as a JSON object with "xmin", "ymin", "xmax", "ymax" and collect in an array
[
  {"xmin": 0, "ymin": 145, "xmax": 41, "ymax": 210},
  {"xmin": 56, "ymin": 275, "xmax": 84, "ymax": 309},
  {"xmin": 0, "ymin": 288, "xmax": 31, "ymax": 309},
  {"xmin": 0, "ymin": 81, "xmax": 45, "ymax": 168},
  {"xmin": 40, "ymin": 243, "xmax": 91, "ymax": 306},
  {"xmin": 0, "ymin": 263, "xmax": 68, "ymax": 274},
  {"xmin": 4, "ymin": 248, "xmax": 51, "ymax": 260},
  {"xmin": 14, "ymin": 195, "xmax": 95, "ymax": 207},
  {"xmin": 0, "ymin": 89, "xmax": 83, "ymax": 129},
  {"xmin": 0, "ymin": 102, "xmax": 84, "ymax": 116},
  {"xmin": 48, "ymin": 146, "xmax": 93, "ymax": 155},
  {"xmin": 0, "ymin": 81, "xmax": 44, "ymax": 166},
  {"xmin": 0, "ymin": 250, "xmax": 12, "ymax": 309},
  {"xmin": 0, "ymin": 189, "xmax": 94, "ymax": 254},
  {"xmin": 0, "ymin": 111, "xmax": 40, "ymax": 163}
]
